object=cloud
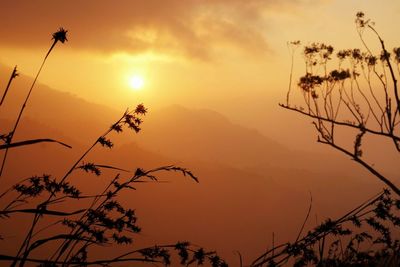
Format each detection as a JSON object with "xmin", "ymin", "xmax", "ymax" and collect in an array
[{"xmin": 0, "ymin": 0, "xmax": 309, "ymax": 60}]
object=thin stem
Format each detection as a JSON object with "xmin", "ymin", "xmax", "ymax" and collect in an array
[
  {"xmin": 0, "ymin": 40, "xmax": 58, "ymax": 178},
  {"xmin": 0, "ymin": 66, "xmax": 18, "ymax": 106}
]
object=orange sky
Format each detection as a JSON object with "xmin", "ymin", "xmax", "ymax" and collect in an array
[
  {"xmin": 1, "ymin": 2, "xmax": 400, "ymax": 263},
  {"xmin": 1, "ymin": 0, "xmax": 399, "ymax": 144}
]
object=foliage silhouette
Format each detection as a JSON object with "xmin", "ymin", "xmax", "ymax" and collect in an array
[
  {"xmin": 252, "ymin": 189, "xmax": 400, "ymax": 266},
  {"xmin": 251, "ymin": 12, "xmax": 400, "ymax": 267},
  {"xmin": 0, "ymin": 28, "xmax": 227, "ymax": 267},
  {"xmin": 282, "ymin": 12, "xmax": 400, "ymax": 195}
]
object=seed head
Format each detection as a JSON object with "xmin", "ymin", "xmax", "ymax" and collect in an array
[{"xmin": 52, "ymin": 27, "xmax": 68, "ymax": 43}]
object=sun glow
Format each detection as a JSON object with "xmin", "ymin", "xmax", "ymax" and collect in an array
[{"xmin": 128, "ymin": 75, "xmax": 145, "ymax": 90}]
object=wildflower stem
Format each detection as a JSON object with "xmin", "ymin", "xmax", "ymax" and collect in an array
[
  {"xmin": 0, "ymin": 65, "xmax": 18, "ymax": 106},
  {"xmin": 0, "ymin": 39, "xmax": 59, "ymax": 178}
]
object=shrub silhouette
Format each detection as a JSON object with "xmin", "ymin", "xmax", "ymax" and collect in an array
[
  {"xmin": 0, "ymin": 28, "xmax": 227, "ymax": 267},
  {"xmin": 251, "ymin": 12, "xmax": 400, "ymax": 267}
]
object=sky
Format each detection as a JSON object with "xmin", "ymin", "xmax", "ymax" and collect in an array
[
  {"xmin": 1, "ymin": 0, "xmax": 400, "ymax": 142},
  {"xmin": 1, "ymin": 1, "xmax": 400, "ymax": 264}
]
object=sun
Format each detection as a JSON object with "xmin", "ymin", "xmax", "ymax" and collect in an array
[{"xmin": 128, "ymin": 75, "xmax": 145, "ymax": 90}]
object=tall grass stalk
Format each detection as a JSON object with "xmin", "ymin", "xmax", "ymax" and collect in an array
[
  {"xmin": 0, "ymin": 65, "xmax": 19, "ymax": 106},
  {"xmin": 0, "ymin": 28, "xmax": 68, "ymax": 177}
]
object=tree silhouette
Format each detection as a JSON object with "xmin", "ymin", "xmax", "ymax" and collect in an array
[
  {"xmin": 282, "ymin": 12, "xmax": 400, "ymax": 195},
  {"xmin": 251, "ymin": 12, "xmax": 400, "ymax": 267}
]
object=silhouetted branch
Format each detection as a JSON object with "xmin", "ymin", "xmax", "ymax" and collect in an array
[
  {"xmin": 279, "ymin": 104, "xmax": 400, "ymax": 142},
  {"xmin": 317, "ymin": 138, "xmax": 400, "ymax": 196},
  {"xmin": 0, "ymin": 254, "xmax": 159, "ymax": 266},
  {"xmin": 0, "ymin": 138, "xmax": 72, "ymax": 150},
  {"xmin": 0, "ymin": 208, "xmax": 85, "ymax": 217}
]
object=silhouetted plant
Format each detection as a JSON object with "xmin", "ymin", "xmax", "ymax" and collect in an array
[
  {"xmin": 282, "ymin": 12, "xmax": 400, "ymax": 195},
  {"xmin": 0, "ymin": 28, "xmax": 227, "ymax": 267},
  {"xmin": 252, "ymin": 190, "xmax": 400, "ymax": 266},
  {"xmin": 0, "ymin": 27, "xmax": 70, "ymax": 177},
  {"xmin": 0, "ymin": 66, "xmax": 18, "ymax": 106},
  {"xmin": 251, "ymin": 12, "xmax": 400, "ymax": 267}
]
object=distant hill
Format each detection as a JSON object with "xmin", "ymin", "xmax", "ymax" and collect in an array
[
  {"xmin": 1, "ymin": 62, "xmax": 388, "ymax": 189},
  {"xmin": 0, "ymin": 64, "xmax": 390, "ymax": 264},
  {"xmin": 136, "ymin": 104, "xmax": 286, "ymax": 167},
  {"xmin": 0, "ymin": 64, "xmax": 120, "ymax": 144},
  {"xmin": 135, "ymin": 104, "xmax": 373, "ymax": 175},
  {"xmin": 1, "ymin": 64, "xmax": 358, "ymax": 174}
]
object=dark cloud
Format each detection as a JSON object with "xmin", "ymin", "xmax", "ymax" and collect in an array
[{"xmin": 0, "ymin": 0, "xmax": 305, "ymax": 59}]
